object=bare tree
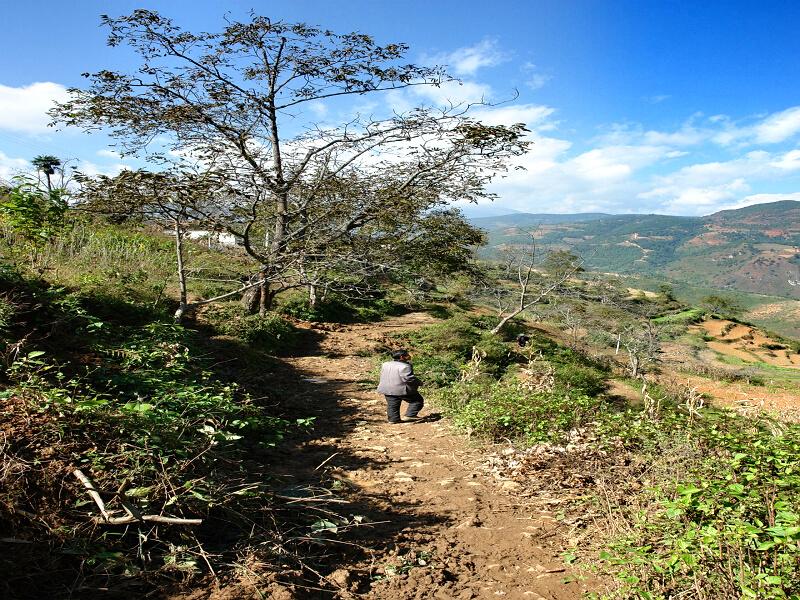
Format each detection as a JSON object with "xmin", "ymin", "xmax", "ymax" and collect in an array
[
  {"xmin": 488, "ymin": 232, "xmax": 583, "ymax": 335},
  {"xmin": 556, "ymin": 302, "xmax": 586, "ymax": 348},
  {"xmin": 52, "ymin": 10, "xmax": 529, "ymax": 313},
  {"xmin": 622, "ymin": 319, "xmax": 661, "ymax": 379}
]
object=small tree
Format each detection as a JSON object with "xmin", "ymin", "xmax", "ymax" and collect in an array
[
  {"xmin": 0, "ymin": 175, "xmax": 68, "ymax": 246},
  {"xmin": 556, "ymin": 301, "xmax": 586, "ymax": 348},
  {"xmin": 31, "ymin": 155, "xmax": 63, "ymax": 195},
  {"xmin": 77, "ymin": 169, "xmax": 256, "ymax": 320},
  {"xmin": 488, "ymin": 232, "xmax": 583, "ymax": 335},
  {"xmin": 700, "ymin": 294, "xmax": 743, "ymax": 318},
  {"xmin": 622, "ymin": 319, "xmax": 661, "ymax": 379},
  {"xmin": 658, "ymin": 283, "xmax": 676, "ymax": 302}
]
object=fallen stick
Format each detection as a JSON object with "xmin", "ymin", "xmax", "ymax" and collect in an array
[
  {"xmin": 73, "ymin": 468, "xmax": 112, "ymax": 521},
  {"xmin": 274, "ymin": 494, "xmax": 350, "ymax": 504},
  {"xmin": 72, "ymin": 469, "xmax": 202, "ymax": 526},
  {"xmin": 314, "ymin": 452, "xmax": 339, "ymax": 471}
]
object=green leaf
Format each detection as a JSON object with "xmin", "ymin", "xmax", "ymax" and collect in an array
[
  {"xmin": 310, "ymin": 519, "xmax": 339, "ymax": 534},
  {"xmin": 676, "ymin": 484, "xmax": 702, "ymax": 496},
  {"xmin": 122, "ymin": 402, "xmax": 154, "ymax": 413},
  {"xmin": 756, "ymin": 541, "xmax": 777, "ymax": 551}
]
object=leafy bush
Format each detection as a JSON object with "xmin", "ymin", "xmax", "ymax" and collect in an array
[
  {"xmin": 396, "ymin": 314, "xmax": 518, "ymax": 386},
  {"xmin": 0, "ymin": 278, "xmax": 305, "ymax": 586},
  {"xmin": 553, "ymin": 363, "xmax": 607, "ymax": 396},
  {"xmin": 600, "ymin": 411, "xmax": 800, "ymax": 599},
  {"xmin": 0, "ymin": 296, "xmax": 15, "ymax": 333},
  {"xmin": 278, "ymin": 292, "xmax": 403, "ymax": 323},
  {"xmin": 0, "ymin": 176, "xmax": 68, "ymax": 243},
  {"xmin": 432, "ymin": 377, "xmax": 605, "ymax": 443},
  {"xmin": 652, "ymin": 307, "xmax": 705, "ymax": 325},
  {"xmin": 204, "ymin": 303, "xmax": 299, "ymax": 352},
  {"xmin": 412, "ymin": 354, "xmax": 463, "ymax": 387},
  {"xmin": 423, "ymin": 303, "xmax": 458, "ymax": 320},
  {"xmin": 470, "ymin": 313, "xmax": 527, "ymax": 339}
]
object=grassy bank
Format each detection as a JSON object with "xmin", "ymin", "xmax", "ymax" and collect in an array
[{"xmin": 395, "ymin": 312, "xmax": 800, "ymax": 599}]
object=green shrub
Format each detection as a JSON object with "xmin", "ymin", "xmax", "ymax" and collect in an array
[
  {"xmin": 278, "ymin": 292, "xmax": 403, "ymax": 323},
  {"xmin": 553, "ymin": 364, "xmax": 607, "ymax": 396},
  {"xmin": 652, "ymin": 307, "xmax": 705, "ymax": 325},
  {"xmin": 470, "ymin": 314, "xmax": 526, "ymax": 339},
  {"xmin": 396, "ymin": 315, "xmax": 514, "ymax": 386},
  {"xmin": 204, "ymin": 303, "xmax": 298, "ymax": 352},
  {"xmin": 412, "ymin": 354, "xmax": 463, "ymax": 387},
  {"xmin": 423, "ymin": 303, "xmax": 457, "ymax": 320},
  {"xmin": 432, "ymin": 378, "xmax": 604, "ymax": 443},
  {"xmin": 473, "ymin": 334, "xmax": 515, "ymax": 378},
  {"xmin": 601, "ymin": 415, "xmax": 800, "ymax": 599},
  {"xmin": 0, "ymin": 296, "xmax": 15, "ymax": 333}
]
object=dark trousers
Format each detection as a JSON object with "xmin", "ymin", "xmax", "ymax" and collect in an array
[{"xmin": 384, "ymin": 391, "xmax": 424, "ymax": 422}]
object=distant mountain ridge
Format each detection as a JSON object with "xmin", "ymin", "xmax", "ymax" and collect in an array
[
  {"xmin": 472, "ymin": 200, "xmax": 800, "ymax": 300},
  {"xmin": 469, "ymin": 212, "xmax": 612, "ymax": 228}
]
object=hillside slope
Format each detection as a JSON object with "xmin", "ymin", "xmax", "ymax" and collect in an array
[{"xmin": 474, "ymin": 200, "xmax": 800, "ymax": 299}]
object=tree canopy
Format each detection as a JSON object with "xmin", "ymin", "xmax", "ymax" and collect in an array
[{"xmin": 53, "ymin": 10, "xmax": 530, "ymax": 314}]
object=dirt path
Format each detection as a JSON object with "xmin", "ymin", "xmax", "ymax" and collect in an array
[{"xmin": 258, "ymin": 313, "xmax": 588, "ymax": 600}]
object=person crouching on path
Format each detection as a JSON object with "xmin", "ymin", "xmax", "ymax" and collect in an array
[{"xmin": 377, "ymin": 349, "xmax": 424, "ymax": 423}]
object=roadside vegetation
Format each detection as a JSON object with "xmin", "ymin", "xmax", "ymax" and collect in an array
[
  {"xmin": 393, "ymin": 271, "xmax": 800, "ymax": 599},
  {"xmin": 5, "ymin": 181, "xmax": 800, "ymax": 597}
]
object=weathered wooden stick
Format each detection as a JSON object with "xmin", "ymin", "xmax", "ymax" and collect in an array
[
  {"xmin": 275, "ymin": 494, "xmax": 350, "ymax": 504},
  {"xmin": 72, "ymin": 469, "xmax": 202, "ymax": 526},
  {"xmin": 73, "ymin": 468, "xmax": 112, "ymax": 520}
]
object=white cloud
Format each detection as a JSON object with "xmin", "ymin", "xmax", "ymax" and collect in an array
[
  {"xmin": 0, "ymin": 151, "xmax": 29, "ymax": 181},
  {"xmin": 569, "ymin": 145, "xmax": 670, "ymax": 182},
  {"xmin": 631, "ymin": 149, "xmax": 800, "ymax": 214},
  {"xmin": 308, "ymin": 101, "xmax": 328, "ymax": 119},
  {"xmin": 753, "ymin": 106, "xmax": 800, "ymax": 144},
  {"xmin": 76, "ymin": 160, "xmax": 129, "ymax": 178},
  {"xmin": 598, "ymin": 117, "xmax": 712, "ymax": 148},
  {"xmin": 644, "ymin": 94, "xmax": 671, "ymax": 104},
  {"xmin": 0, "ymin": 152, "xmax": 127, "ymax": 188},
  {"xmin": 521, "ymin": 62, "xmax": 551, "ymax": 91},
  {"xmin": 772, "ymin": 149, "xmax": 800, "ymax": 170},
  {"xmin": 599, "ymin": 107, "xmax": 800, "ymax": 151},
  {"xmin": 472, "ymin": 103, "xmax": 555, "ymax": 128},
  {"xmin": 432, "ymin": 39, "xmax": 509, "ymax": 76},
  {"xmin": 653, "ymin": 179, "xmax": 750, "ymax": 214},
  {"xmin": 718, "ymin": 191, "xmax": 800, "ymax": 211},
  {"xmin": 0, "ymin": 82, "xmax": 69, "ymax": 134},
  {"xmin": 410, "ymin": 79, "xmax": 493, "ymax": 108},
  {"xmin": 96, "ymin": 149, "xmax": 120, "ymax": 159}
]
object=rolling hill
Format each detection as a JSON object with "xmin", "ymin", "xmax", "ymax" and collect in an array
[{"xmin": 473, "ymin": 200, "xmax": 800, "ymax": 300}]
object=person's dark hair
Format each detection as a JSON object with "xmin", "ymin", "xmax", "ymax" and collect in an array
[{"xmin": 391, "ymin": 349, "xmax": 410, "ymax": 360}]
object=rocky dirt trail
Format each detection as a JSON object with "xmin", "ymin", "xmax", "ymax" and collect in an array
[{"xmin": 249, "ymin": 312, "xmax": 588, "ymax": 600}]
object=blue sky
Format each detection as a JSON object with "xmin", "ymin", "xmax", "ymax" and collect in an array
[{"xmin": 2, "ymin": 0, "xmax": 800, "ymax": 216}]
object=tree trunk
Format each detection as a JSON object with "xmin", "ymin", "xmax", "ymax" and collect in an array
[
  {"xmin": 308, "ymin": 283, "xmax": 318, "ymax": 308},
  {"xmin": 628, "ymin": 352, "xmax": 640, "ymax": 378},
  {"xmin": 258, "ymin": 272, "xmax": 268, "ymax": 316},
  {"xmin": 241, "ymin": 276, "xmax": 261, "ymax": 314},
  {"xmin": 173, "ymin": 217, "xmax": 189, "ymax": 322},
  {"xmin": 490, "ymin": 309, "xmax": 521, "ymax": 335}
]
